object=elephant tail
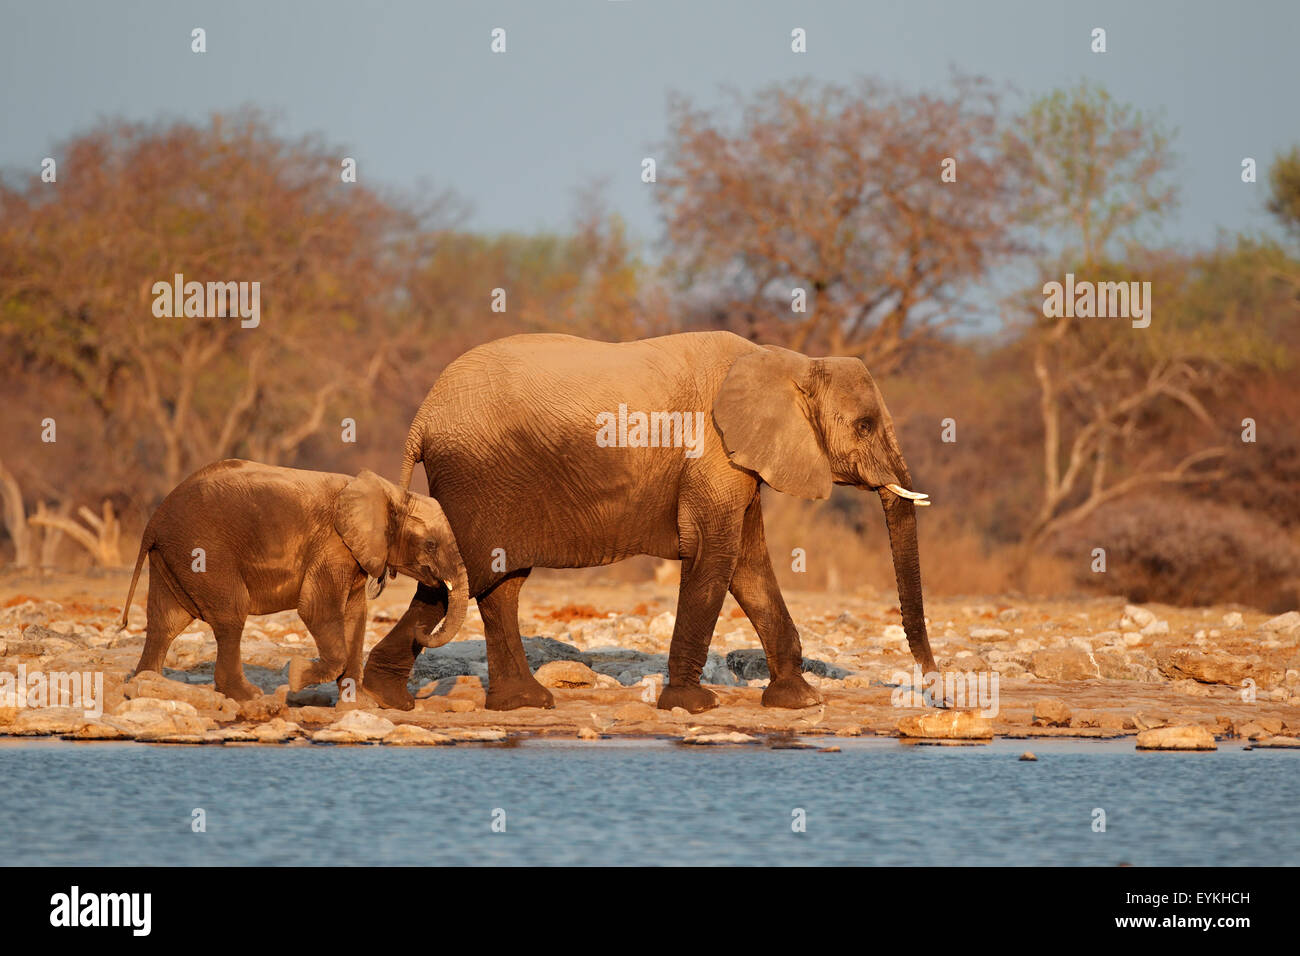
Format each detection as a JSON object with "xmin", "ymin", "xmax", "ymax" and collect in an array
[{"xmin": 119, "ymin": 524, "xmax": 155, "ymax": 631}]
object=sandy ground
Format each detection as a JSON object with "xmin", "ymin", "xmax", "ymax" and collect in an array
[{"xmin": 1, "ymin": 570, "xmax": 1298, "ymax": 747}]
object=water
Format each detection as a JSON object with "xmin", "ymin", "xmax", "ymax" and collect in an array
[{"xmin": 1, "ymin": 738, "xmax": 1295, "ymax": 866}]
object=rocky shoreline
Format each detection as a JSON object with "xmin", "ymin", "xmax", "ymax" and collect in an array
[{"xmin": 2, "ymin": 576, "xmax": 1298, "ymax": 751}]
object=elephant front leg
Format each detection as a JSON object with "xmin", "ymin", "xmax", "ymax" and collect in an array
[
  {"xmin": 729, "ymin": 494, "xmax": 822, "ymax": 710},
  {"xmin": 479, "ymin": 570, "xmax": 553, "ymax": 711},
  {"xmin": 362, "ymin": 582, "xmax": 447, "ymax": 710},
  {"xmin": 657, "ymin": 548, "xmax": 736, "ymax": 714},
  {"xmin": 290, "ymin": 616, "xmax": 348, "ymax": 695},
  {"xmin": 341, "ymin": 585, "xmax": 375, "ymax": 706},
  {"xmin": 294, "ymin": 586, "xmax": 367, "ymax": 701}
]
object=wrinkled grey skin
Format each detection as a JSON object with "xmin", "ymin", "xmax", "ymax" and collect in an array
[
  {"xmin": 364, "ymin": 331, "xmax": 935, "ymax": 714},
  {"xmin": 121, "ymin": 460, "xmax": 468, "ymax": 701}
]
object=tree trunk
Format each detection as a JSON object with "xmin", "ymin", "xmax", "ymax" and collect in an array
[{"xmin": 0, "ymin": 459, "xmax": 33, "ymax": 568}]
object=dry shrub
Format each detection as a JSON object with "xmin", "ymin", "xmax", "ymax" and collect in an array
[
  {"xmin": 1053, "ymin": 494, "xmax": 1300, "ymax": 611},
  {"xmin": 546, "ymin": 603, "xmax": 605, "ymax": 622},
  {"xmin": 1214, "ymin": 373, "xmax": 1300, "ymax": 532}
]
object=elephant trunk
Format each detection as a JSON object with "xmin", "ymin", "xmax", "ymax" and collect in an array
[
  {"xmin": 879, "ymin": 488, "xmax": 937, "ymax": 674},
  {"xmin": 416, "ymin": 559, "xmax": 468, "ymax": 649}
]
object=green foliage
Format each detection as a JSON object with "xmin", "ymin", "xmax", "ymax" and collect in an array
[
  {"xmin": 1015, "ymin": 80, "xmax": 1178, "ymax": 265},
  {"xmin": 407, "ymin": 212, "xmax": 652, "ymax": 342},
  {"xmin": 1267, "ymin": 146, "xmax": 1300, "ymax": 236},
  {"xmin": 1177, "ymin": 238, "xmax": 1296, "ymax": 369},
  {"xmin": 1047, "ymin": 243, "xmax": 1292, "ymax": 373}
]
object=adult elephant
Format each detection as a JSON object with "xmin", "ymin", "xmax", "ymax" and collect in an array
[{"xmin": 363, "ymin": 331, "xmax": 936, "ymax": 714}]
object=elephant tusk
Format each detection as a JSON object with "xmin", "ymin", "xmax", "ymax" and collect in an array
[
  {"xmin": 914, "ymin": 499, "xmax": 931, "ymax": 507},
  {"xmin": 885, "ymin": 483, "xmax": 929, "ymax": 501}
]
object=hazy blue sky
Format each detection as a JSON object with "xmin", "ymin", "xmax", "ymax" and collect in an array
[{"xmin": 2, "ymin": 0, "xmax": 1295, "ymax": 249}]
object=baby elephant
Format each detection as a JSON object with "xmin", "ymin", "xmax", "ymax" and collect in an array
[{"xmin": 120, "ymin": 459, "xmax": 469, "ymax": 701}]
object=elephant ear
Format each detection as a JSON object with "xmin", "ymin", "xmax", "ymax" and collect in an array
[
  {"xmin": 712, "ymin": 346, "xmax": 832, "ymax": 500},
  {"xmin": 334, "ymin": 470, "xmax": 399, "ymax": 579}
]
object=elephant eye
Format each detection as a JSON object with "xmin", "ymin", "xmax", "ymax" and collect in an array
[{"xmin": 855, "ymin": 417, "xmax": 873, "ymax": 435}]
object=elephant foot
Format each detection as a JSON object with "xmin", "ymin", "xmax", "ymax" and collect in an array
[
  {"xmin": 657, "ymin": 683, "xmax": 719, "ymax": 714},
  {"xmin": 216, "ymin": 674, "xmax": 262, "ymax": 702},
  {"xmin": 335, "ymin": 687, "xmax": 381, "ymax": 711},
  {"xmin": 289, "ymin": 657, "xmax": 347, "ymax": 694},
  {"xmin": 361, "ymin": 668, "xmax": 415, "ymax": 711},
  {"xmin": 362, "ymin": 638, "xmax": 421, "ymax": 711},
  {"xmin": 332, "ymin": 675, "xmax": 375, "ymax": 710},
  {"xmin": 911, "ymin": 652, "xmax": 939, "ymax": 676},
  {"xmin": 485, "ymin": 677, "xmax": 554, "ymax": 711},
  {"xmin": 762, "ymin": 673, "xmax": 823, "ymax": 709}
]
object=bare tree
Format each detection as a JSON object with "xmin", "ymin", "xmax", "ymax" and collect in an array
[
  {"xmin": 29, "ymin": 500, "xmax": 124, "ymax": 567},
  {"xmin": 1013, "ymin": 84, "xmax": 1264, "ymax": 548},
  {"xmin": 0, "ymin": 459, "xmax": 34, "ymax": 568},
  {"xmin": 0, "ymin": 110, "xmax": 437, "ymax": 501},
  {"xmin": 658, "ymin": 75, "xmax": 1025, "ymax": 371}
]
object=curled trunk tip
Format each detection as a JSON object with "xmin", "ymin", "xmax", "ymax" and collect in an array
[{"xmin": 417, "ymin": 561, "xmax": 469, "ymax": 648}]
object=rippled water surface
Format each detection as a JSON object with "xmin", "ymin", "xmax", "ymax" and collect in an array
[{"xmin": 1, "ymin": 738, "xmax": 1294, "ymax": 865}]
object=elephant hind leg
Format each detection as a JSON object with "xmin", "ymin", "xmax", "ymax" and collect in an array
[
  {"xmin": 211, "ymin": 618, "xmax": 260, "ymax": 702},
  {"xmin": 130, "ymin": 574, "xmax": 194, "ymax": 678},
  {"xmin": 729, "ymin": 494, "xmax": 822, "ymax": 710},
  {"xmin": 480, "ymin": 569, "xmax": 553, "ymax": 711}
]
